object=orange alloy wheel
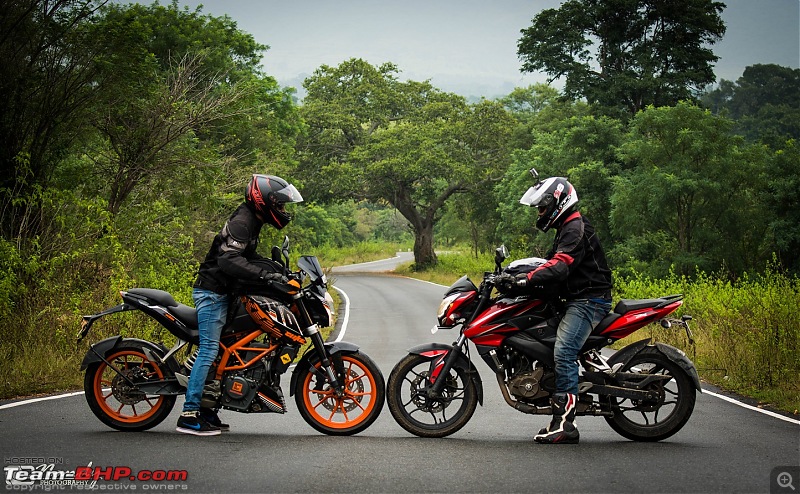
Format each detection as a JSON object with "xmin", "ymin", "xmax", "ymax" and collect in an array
[
  {"xmin": 92, "ymin": 349, "xmax": 166, "ymax": 424},
  {"xmin": 301, "ymin": 355, "xmax": 379, "ymax": 430}
]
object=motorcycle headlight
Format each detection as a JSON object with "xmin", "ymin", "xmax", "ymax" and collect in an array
[{"xmin": 437, "ymin": 292, "xmax": 477, "ymax": 327}]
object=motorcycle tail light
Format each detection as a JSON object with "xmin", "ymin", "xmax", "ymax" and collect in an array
[{"xmin": 437, "ymin": 291, "xmax": 476, "ymax": 326}]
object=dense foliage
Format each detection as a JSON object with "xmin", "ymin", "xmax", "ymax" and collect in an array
[{"xmin": 0, "ymin": 1, "xmax": 797, "ymax": 408}]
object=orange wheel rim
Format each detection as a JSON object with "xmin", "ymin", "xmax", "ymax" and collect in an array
[
  {"xmin": 93, "ymin": 350, "xmax": 165, "ymax": 423},
  {"xmin": 302, "ymin": 356, "xmax": 378, "ymax": 429}
]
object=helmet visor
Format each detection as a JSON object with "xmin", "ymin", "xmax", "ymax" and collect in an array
[
  {"xmin": 274, "ymin": 183, "xmax": 304, "ymax": 204},
  {"xmin": 520, "ymin": 183, "xmax": 549, "ymax": 207}
]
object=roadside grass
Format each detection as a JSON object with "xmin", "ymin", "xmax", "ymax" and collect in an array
[{"xmin": 399, "ymin": 251, "xmax": 800, "ymax": 416}]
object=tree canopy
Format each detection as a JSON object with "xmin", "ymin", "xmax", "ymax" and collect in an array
[
  {"xmin": 517, "ymin": 0, "xmax": 726, "ymax": 115},
  {"xmin": 299, "ymin": 59, "xmax": 514, "ymax": 266}
]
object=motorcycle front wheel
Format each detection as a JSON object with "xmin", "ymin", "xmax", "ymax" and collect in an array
[
  {"xmin": 295, "ymin": 351, "xmax": 385, "ymax": 436},
  {"xmin": 83, "ymin": 342, "xmax": 176, "ymax": 431},
  {"xmin": 387, "ymin": 353, "xmax": 478, "ymax": 438},
  {"xmin": 604, "ymin": 347, "xmax": 696, "ymax": 441}
]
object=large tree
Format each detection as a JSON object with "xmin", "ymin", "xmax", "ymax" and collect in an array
[
  {"xmin": 611, "ymin": 102, "xmax": 768, "ymax": 275},
  {"xmin": 299, "ymin": 59, "xmax": 514, "ymax": 267},
  {"xmin": 0, "ymin": 0, "xmax": 103, "ymax": 238},
  {"xmin": 703, "ymin": 64, "xmax": 800, "ymax": 146},
  {"xmin": 85, "ymin": 2, "xmax": 298, "ymax": 214},
  {"xmin": 517, "ymin": 0, "xmax": 726, "ymax": 115}
]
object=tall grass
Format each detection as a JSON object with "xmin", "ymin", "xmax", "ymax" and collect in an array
[{"xmin": 615, "ymin": 267, "xmax": 799, "ymax": 412}]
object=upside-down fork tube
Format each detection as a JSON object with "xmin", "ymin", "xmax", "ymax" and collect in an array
[
  {"xmin": 294, "ymin": 293, "xmax": 342, "ymax": 391},
  {"xmin": 427, "ymin": 334, "xmax": 467, "ymax": 396}
]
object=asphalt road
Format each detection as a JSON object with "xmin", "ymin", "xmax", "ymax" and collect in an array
[{"xmin": 2, "ymin": 255, "xmax": 798, "ymax": 493}]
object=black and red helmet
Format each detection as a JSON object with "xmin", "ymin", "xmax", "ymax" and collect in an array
[{"xmin": 245, "ymin": 174, "xmax": 303, "ymax": 229}]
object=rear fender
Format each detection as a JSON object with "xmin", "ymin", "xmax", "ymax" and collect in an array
[
  {"xmin": 289, "ymin": 341, "xmax": 360, "ymax": 396},
  {"xmin": 408, "ymin": 343, "xmax": 484, "ymax": 405},
  {"xmin": 608, "ymin": 338, "xmax": 702, "ymax": 393},
  {"xmin": 79, "ymin": 336, "xmax": 178, "ymax": 373}
]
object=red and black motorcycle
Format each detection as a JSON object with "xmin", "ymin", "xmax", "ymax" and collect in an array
[
  {"xmin": 78, "ymin": 237, "xmax": 384, "ymax": 436},
  {"xmin": 387, "ymin": 246, "xmax": 700, "ymax": 441}
]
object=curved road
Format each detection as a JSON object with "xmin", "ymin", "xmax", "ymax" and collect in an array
[{"xmin": 1, "ymin": 254, "xmax": 798, "ymax": 493}]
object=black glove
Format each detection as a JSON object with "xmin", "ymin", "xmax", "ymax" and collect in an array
[
  {"xmin": 496, "ymin": 273, "xmax": 528, "ymax": 292},
  {"xmin": 259, "ymin": 271, "xmax": 289, "ymax": 284}
]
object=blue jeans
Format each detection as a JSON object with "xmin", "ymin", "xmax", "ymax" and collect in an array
[
  {"xmin": 554, "ymin": 298, "xmax": 612, "ymax": 395},
  {"xmin": 183, "ymin": 288, "xmax": 229, "ymax": 412}
]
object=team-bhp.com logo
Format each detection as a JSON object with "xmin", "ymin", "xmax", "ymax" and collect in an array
[{"xmin": 5, "ymin": 462, "xmax": 188, "ymax": 488}]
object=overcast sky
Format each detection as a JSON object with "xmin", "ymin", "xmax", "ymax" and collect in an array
[{"xmin": 173, "ymin": 0, "xmax": 800, "ymax": 99}]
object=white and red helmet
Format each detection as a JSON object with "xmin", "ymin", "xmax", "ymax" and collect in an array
[
  {"xmin": 245, "ymin": 174, "xmax": 303, "ymax": 229},
  {"xmin": 520, "ymin": 176, "xmax": 578, "ymax": 232}
]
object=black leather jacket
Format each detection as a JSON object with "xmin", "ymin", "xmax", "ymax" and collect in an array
[
  {"xmin": 525, "ymin": 211, "xmax": 613, "ymax": 300},
  {"xmin": 194, "ymin": 203, "xmax": 270, "ymax": 294}
]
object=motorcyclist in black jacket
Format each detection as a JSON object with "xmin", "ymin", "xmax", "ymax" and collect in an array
[
  {"xmin": 176, "ymin": 174, "xmax": 303, "ymax": 436},
  {"xmin": 498, "ymin": 174, "xmax": 612, "ymax": 444}
]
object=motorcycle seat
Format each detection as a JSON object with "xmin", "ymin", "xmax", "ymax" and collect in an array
[
  {"xmin": 127, "ymin": 288, "xmax": 198, "ymax": 328},
  {"xmin": 614, "ymin": 294, "xmax": 683, "ymax": 314},
  {"xmin": 128, "ymin": 288, "xmax": 179, "ymax": 307},
  {"xmin": 170, "ymin": 304, "xmax": 198, "ymax": 329}
]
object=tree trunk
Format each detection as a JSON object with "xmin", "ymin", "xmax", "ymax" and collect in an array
[{"xmin": 413, "ymin": 221, "xmax": 437, "ymax": 269}]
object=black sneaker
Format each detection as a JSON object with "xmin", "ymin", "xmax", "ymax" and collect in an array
[
  {"xmin": 176, "ymin": 411, "xmax": 221, "ymax": 436},
  {"xmin": 200, "ymin": 408, "xmax": 230, "ymax": 431}
]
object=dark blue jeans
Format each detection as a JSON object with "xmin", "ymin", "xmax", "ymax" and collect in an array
[
  {"xmin": 183, "ymin": 288, "xmax": 229, "ymax": 412},
  {"xmin": 554, "ymin": 298, "xmax": 612, "ymax": 395}
]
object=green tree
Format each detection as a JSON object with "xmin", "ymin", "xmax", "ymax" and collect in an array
[
  {"xmin": 84, "ymin": 1, "xmax": 298, "ymax": 214},
  {"xmin": 299, "ymin": 59, "xmax": 513, "ymax": 267},
  {"xmin": 517, "ymin": 0, "xmax": 725, "ymax": 115},
  {"xmin": 766, "ymin": 140, "xmax": 800, "ymax": 272},
  {"xmin": 611, "ymin": 102, "xmax": 768, "ymax": 275},
  {"xmin": 703, "ymin": 64, "xmax": 800, "ymax": 146},
  {"xmin": 498, "ymin": 84, "xmax": 562, "ymax": 149},
  {"xmin": 0, "ymin": 0, "xmax": 101, "ymax": 238},
  {"xmin": 349, "ymin": 99, "xmax": 514, "ymax": 267}
]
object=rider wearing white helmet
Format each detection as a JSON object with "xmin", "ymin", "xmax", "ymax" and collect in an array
[{"xmin": 501, "ymin": 171, "xmax": 612, "ymax": 444}]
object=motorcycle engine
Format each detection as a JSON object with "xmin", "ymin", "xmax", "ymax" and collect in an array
[
  {"xmin": 222, "ymin": 372, "xmax": 260, "ymax": 411},
  {"xmin": 508, "ymin": 366, "xmax": 549, "ymax": 401}
]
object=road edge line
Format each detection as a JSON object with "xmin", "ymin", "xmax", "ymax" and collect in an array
[
  {"xmin": 0, "ymin": 391, "xmax": 85, "ymax": 410},
  {"xmin": 331, "ymin": 285, "xmax": 350, "ymax": 343}
]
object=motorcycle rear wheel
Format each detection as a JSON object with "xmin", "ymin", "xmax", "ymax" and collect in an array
[
  {"xmin": 387, "ymin": 353, "xmax": 478, "ymax": 438},
  {"xmin": 604, "ymin": 347, "xmax": 696, "ymax": 441},
  {"xmin": 84, "ymin": 342, "xmax": 176, "ymax": 432},
  {"xmin": 295, "ymin": 351, "xmax": 385, "ymax": 436}
]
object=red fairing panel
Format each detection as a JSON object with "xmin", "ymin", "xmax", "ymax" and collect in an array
[
  {"xmin": 464, "ymin": 299, "xmax": 542, "ymax": 343},
  {"xmin": 600, "ymin": 301, "xmax": 683, "ymax": 340}
]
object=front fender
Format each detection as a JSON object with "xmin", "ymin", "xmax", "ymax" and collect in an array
[
  {"xmin": 289, "ymin": 341, "xmax": 360, "ymax": 396},
  {"xmin": 407, "ymin": 342, "xmax": 484, "ymax": 405},
  {"xmin": 608, "ymin": 338, "xmax": 702, "ymax": 393},
  {"xmin": 79, "ymin": 336, "xmax": 177, "ymax": 373}
]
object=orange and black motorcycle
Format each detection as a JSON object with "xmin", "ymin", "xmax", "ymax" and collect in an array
[{"xmin": 77, "ymin": 238, "xmax": 384, "ymax": 436}]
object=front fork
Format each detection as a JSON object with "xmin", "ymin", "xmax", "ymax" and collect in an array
[
  {"xmin": 427, "ymin": 334, "xmax": 467, "ymax": 397},
  {"xmin": 308, "ymin": 329, "xmax": 343, "ymax": 393},
  {"xmin": 295, "ymin": 293, "xmax": 342, "ymax": 393}
]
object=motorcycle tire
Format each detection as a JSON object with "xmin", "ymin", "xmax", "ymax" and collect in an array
[
  {"xmin": 294, "ymin": 351, "xmax": 385, "ymax": 436},
  {"xmin": 387, "ymin": 353, "xmax": 478, "ymax": 438},
  {"xmin": 84, "ymin": 341, "xmax": 176, "ymax": 432},
  {"xmin": 604, "ymin": 347, "xmax": 696, "ymax": 442}
]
